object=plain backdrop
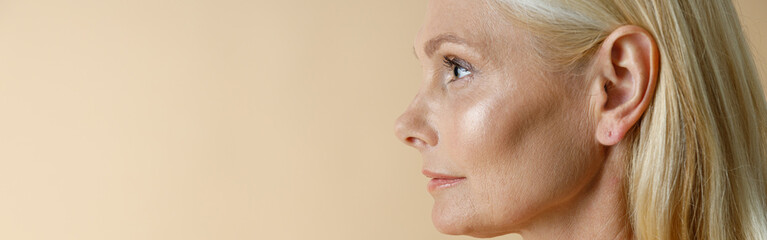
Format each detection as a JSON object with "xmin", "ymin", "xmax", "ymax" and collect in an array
[{"xmin": 0, "ymin": 1, "xmax": 764, "ymax": 240}]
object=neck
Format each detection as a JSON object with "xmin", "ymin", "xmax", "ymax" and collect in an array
[{"xmin": 519, "ymin": 146, "xmax": 633, "ymax": 240}]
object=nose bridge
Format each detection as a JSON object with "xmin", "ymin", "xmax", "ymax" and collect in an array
[{"xmin": 394, "ymin": 90, "xmax": 438, "ymax": 149}]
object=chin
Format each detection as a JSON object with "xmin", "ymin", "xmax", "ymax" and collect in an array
[
  {"xmin": 431, "ymin": 210, "xmax": 473, "ymax": 236},
  {"xmin": 432, "ymin": 214, "xmax": 511, "ymax": 238},
  {"xmin": 431, "ymin": 204, "xmax": 507, "ymax": 238},
  {"xmin": 431, "ymin": 200, "xmax": 520, "ymax": 238},
  {"xmin": 429, "ymin": 199, "xmax": 470, "ymax": 235}
]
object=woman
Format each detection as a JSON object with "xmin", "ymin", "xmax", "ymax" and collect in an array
[{"xmin": 394, "ymin": 0, "xmax": 767, "ymax": 239}]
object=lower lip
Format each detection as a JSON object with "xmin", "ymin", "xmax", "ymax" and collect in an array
[{"xmin": 427, "ymin": 178, "xmax": 465, "ymax": 192}]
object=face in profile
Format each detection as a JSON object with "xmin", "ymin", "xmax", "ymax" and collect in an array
[{"xmin": 395, "ymin": 0, "xmax": 605, "ymax": 237}]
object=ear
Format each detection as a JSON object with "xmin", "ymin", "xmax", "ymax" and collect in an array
[{"xmin": 592, "ymin": 25, "xmax": 659, "ymax": 146}]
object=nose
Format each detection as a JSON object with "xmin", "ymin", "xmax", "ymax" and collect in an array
[{"xmin": 394, "ymin": 98, "xmax": 438, "ymax": 150}]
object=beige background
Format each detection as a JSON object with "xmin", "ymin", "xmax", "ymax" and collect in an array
[{"xmin": 0, "ymin": 1, "xmax": 763, "ymax": 240}]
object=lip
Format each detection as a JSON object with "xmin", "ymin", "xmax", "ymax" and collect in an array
[{"xmin": 422, "ymin": 169, "xmax": 466, "ymax": 192}]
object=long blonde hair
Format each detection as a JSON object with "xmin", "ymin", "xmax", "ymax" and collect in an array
[{"xmin": 489, "ymin": 0, "xmax": 767, "ymax": 239}]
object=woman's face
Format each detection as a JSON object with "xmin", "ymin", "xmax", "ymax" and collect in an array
[{"xmin": 395, "ymin": 0, "xmax": 604, "ymax": 237}]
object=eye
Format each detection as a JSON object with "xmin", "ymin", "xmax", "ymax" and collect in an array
[
  {"xmin": 454, "ymin": 65, "xmax": 471, "ymax": 78},
  {"xmin": 443, "ymin": 56, "xmax": 473, "ymax": 82}
]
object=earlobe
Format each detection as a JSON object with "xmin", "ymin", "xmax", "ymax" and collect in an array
[
  {"xmin": 593, "ymin": 25, "xmax": 659, "ymax": 146},
  {"xmin": 597, "ymin": 114, "xmax": 634, "ymax": 146}
]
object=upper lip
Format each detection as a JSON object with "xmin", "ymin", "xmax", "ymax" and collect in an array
[{"xmin": 422, "ymin": 169, "xmax": 464, "ymax": 179}]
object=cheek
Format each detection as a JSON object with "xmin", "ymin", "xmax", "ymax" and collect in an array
[
  {"xmin": 451, "ymin": 97, "xmax": 499, "ymax": 156},
  {"xmin": 490, "ymin": 111, "xmax": 598, "ymax": 228},
  {"xmin": 441, "ymin": 79, "xmax": 599, "ymax": 229},
  {"xmin": 445, "ymin": 85, "xmax": 544, "ymax": 171},
  {"xmin": 440, "ymin": 90, "xmax": 517, "ymax": 175}
]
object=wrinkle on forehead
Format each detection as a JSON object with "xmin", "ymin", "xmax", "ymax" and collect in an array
[{"xmin": 432, "ymin": 1, "xmax": 531, "ymax": 62}]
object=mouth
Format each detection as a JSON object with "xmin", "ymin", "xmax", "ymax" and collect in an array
[{"xmin": 422, "ymin": 169, "xmax": 466, "ymax": 192}]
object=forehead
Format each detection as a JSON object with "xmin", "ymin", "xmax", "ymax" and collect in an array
[
  {"xmin": 416, "ymin": 0, "xmax": 523, "ymax": 59},
  {"xmin": 423, "ymin": 0, "xmax": 493, "ymax": 33}
]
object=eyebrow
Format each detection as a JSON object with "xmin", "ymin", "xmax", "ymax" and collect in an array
[{"xmin": 414, "ymin": 33, "xmax": 469, "ymax": 60}]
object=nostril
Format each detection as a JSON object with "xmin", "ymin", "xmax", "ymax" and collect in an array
[
  {"xmin": 394, "ymin": 105, "xmax": 437, "ymax": 148},
  {"xmin": 406, "ymin": 137, "xmax": 425, "ymax": 147}
]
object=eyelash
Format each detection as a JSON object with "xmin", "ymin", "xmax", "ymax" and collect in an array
[{"xmin": 442, "ymin": 56, "xmax": 473, "ymax": 83}]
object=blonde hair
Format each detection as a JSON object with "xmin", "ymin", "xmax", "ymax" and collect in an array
[{"xmin": 489, "ymin": 0, "xmax": 767, "ymax": 239}]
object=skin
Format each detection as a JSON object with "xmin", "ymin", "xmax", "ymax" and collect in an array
[{"xmin": 394, "ymin": 0, "xmax": 658, "ymax": 239}]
